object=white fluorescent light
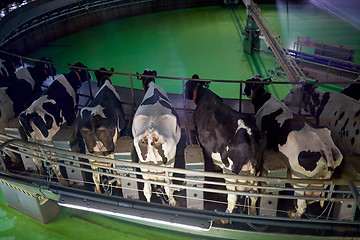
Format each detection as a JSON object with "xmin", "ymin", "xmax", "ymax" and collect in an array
[{"xmin": 59, "ymin": 202, "xmax": 211, "ymax": 232}]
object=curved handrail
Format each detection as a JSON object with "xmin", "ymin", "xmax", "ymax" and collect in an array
[{"xmin": 1, "ymin": 135, "xmax": 359, "ymax": 208}]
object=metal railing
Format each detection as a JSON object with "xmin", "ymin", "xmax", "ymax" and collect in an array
[
  {"xmin": 0, "ymin": 134, "xmax": 359, "ymax": 220},
  {"xmin": 242, "ymin": 0, "xmax": 307, "ymax": 83}
]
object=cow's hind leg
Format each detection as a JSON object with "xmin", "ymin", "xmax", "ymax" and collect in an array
[
  {"xmin": 248, "ymin": 168, "xmax": 259, "ymax": 215},
  {"xmin": 33, "ymin": 157, "xmax": 45, "ymax": 175},
  {"xmin": 288, "ymin": 198, "xmax": 307, "ymax": 218},
  {"xmin": 52, "ymin": 164, "xmax": 69, "ymax": 186},
  {"xmin": 143, "ymin": 181, "xmax": 152, "ymax": 202},
  {"xmin": 91, "ymin": 165, "xmax": 101, "ymax": 193},
  {"xmin": 225, "ymin": 178, "xmax": 237, "ymax": 213},
  {"xmin": 164, "ymin": 185, "xmax": 176, "ymax": 206}
]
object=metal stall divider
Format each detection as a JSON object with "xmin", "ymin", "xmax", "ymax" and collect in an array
[
  {"xmin": 114, "ymin": 136, "xmax": 139, "ymax": 200},
  {"xmin": 259, "ymin": 150, "xmax": 288, "ymax": 217},
  {"xmin": 52, "ymin": 124, "xmax": 86, "ymax": 187},
  {"xmin": 184, "ymin": 144, "xmax": 205, "ymax": 210}
]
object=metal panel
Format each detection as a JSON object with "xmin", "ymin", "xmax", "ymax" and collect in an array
[
  {"xmin": 260, "ymin": 150, "xmax": 288, "ymax": 217},
  {"xmin": 53, "ymin": 125, "xmax": 86, "ymax": 187},
  {"xmin": 114, "ymin": 136, "xmax": 139, "ymax": 200},
  {"xmin": 0, "ymin": 178, "xmax": 59, "ymax": 223},
  {"xmin": 185, "ymin": 145, "xmax": 204, "ymax": 210},
  {"xmin": 4, "ymin": 119, "xmax": 37, "ymax": 172}
]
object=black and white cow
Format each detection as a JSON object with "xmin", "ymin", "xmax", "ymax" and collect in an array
[
  {"xmin": 244, "ymin": 76, "xmax": 343, "ymax": 218},
  {"xmin": 78, "ymin": 67, "xmax": 126, "ymax": 192},
  {"xmin": 185, "ymin": 76, "xmax": 266, "ymax": 215},
  {"xmin": 340, "ymin": 78, "xmax": 360, "ymax": 101},
  {"xmin": 19, "ymin": 62, "xmax": 91, "ymax": 185},
  {"xmin": 132, "ymin": 69, "xmax": 181, "ymax": 206},
  {"xmin": 0, "ymin": 50, "xmax": 22, "ymax": 81},
  {"xmin": 282, "ymin": 81, "xmax": 360, "ymax": 154},
  {"xmin": 0, "ymin": 58, "xmax": 56, "ymax": 133}
]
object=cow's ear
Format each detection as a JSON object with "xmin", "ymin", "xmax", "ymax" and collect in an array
[{"xmin": 153, "ymin": 71, "xmax": 157, "ymax": 76}]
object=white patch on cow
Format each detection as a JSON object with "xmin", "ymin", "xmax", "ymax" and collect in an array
[
  {"xmin": 227, "ymin": 157, "xmax": 234, "ymax": 172},
  {"xmin": 15, "ymin": 68, "xmax": 35, "ymax": 89},
  {"xmin": 0, "ymin": 59, "xmax": 8, "ymax": 76},
  {"xmin": 236, "ymin": 119, "xmax": 252, "ymax": 135},
  {"xmin": 283, "ymin": 85, "xmax": 360, "ymax": 154},
  {"xmin": 81, "ymin": 105, "xmax": 106, "ymax": 118},
  {"xmin": 279, "ymin": 124, "xmax": 342, "ymax": 179},
  {"xmin": 23, "ymin": 95, "xmax": 62, "ymax": 141},
  {"xmin": 211, "ymin": 152, "xmax": 225, "ymax": 169},
  {"xmin": 56, "ymin": 75, "xmax": 77, "ymax": 106},
  {"xmin": 93, "ymin": 141, "xmax": 106, "ymax": 152},
  {"xmin": 255, "ymin": 95, "xmax": 293, "ymax": 129},
  {"xmin": 94, "ymin": 80, "xmax": 121, "ymax": 101}
]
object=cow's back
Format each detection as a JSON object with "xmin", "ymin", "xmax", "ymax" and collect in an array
[
  {"xmin": 314, "ymin": 91, "xmax": 360, "ymax": 153},
  {"xmin": 194, "ymin": 90, "xmax": 265, "ymax": 174}
]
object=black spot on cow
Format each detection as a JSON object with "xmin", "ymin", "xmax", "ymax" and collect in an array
[
  {"xmin": 139, "ymin": 140, "xmax": 148, "ymax": 161},
  {"xmin": 355, "ymin": 110, "xmax": 360, "ymax": 118},
  {"xmin": 335, "ymin": 120, "xmax": 338, "ymax": 127},
  {"xmin": 340, "ymin": 118, "xmax": 349, "ymax": 138},
  {"xmin": 340, "ymin": 79, "xmax": 360, "ymax": 101},
  {"xmin": 154, "ymin": 142, "xmax": 167, "ymax": 164},
  {"xmin": 351, "ymin": 137, "xmax": 355, "ymax": 145},
  {"xmin": 141, "ymin": 88, "xmax": 179, "ymax": 121},
  {"xmin": 298, "ymin": 150, "xmax": 322, "ymax": 172},
  {"xmin": 42, "ymin": 102, "xmax": 62, "ymax": 125},
  {"xmin": 314, "ymin": 92, "xmax": 330, "ymax": 125},
  {"xmin": 338, "ymin": 112, "xmax": 345, "ymax": 121},
  {"xmin": 261, "ymin": 108, "xmax": 306, "ymax": 150},
  {"xmin": 334, "ymin": 111, "xmax": 337, "ymax": 116},
  {"xmin": 356, "ymin": 129, "xmax": 359, "ymax": 135}
]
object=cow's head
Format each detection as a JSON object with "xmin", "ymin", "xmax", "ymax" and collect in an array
[
  {"xmin": 95, "ymin": 67, "xmax": 114, "ymax": 87},
  {"xmin": 79, "ymin": 114, "xmax": 118, "ymax": 154},
  {"xmin": 69, "ymin": 62, "xmax": 92, "ymax": 88},
  {"xmin": 137, "ymin": 69, "xmax": 157, "ymax": 92},
  {"xmin": 184, "ymin": 74, "xmax": 210, "ymax": 102},
  {"xmin": 282, "ymin": 81, "xmax": 318, "ymax": 109},
  {"xmin": 243, "ymin": 75, "xmax": 271, "ymax": 100},
  {"xmin": 36, "ymin": 57, "xmax": 56, "ymax": 78}
]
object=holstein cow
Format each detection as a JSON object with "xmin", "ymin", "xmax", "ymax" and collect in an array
[
  {"xmin": 0, "ymin": 50, "xmax": 22, "ymax": 81},
  {"xmin": 19, "ymin": 62, "xmax": 91, "ymax": 185},
  {"xmin": 340, "ymin": 78, "xmax": 360, "ymax": 101},
  {"xmin": 244, "ymin": 76, "xmax": 343, "ymax": 218},
  {"xmin": 282, "ymin": 81, "xmax": 360, "ymax": 154},
  {"xmin": 0, "ymin": 58, "xmax": 56, "ymax": 133},
  {"xmin": 78, "ymin": 67, "xmax": 126, "ymax": 192},
  {"xmin": 185, "ymin": 76, "xmax": 266, "ymax": 215},
  {"xmin": 132, "ymin": 69, "xmax": 181, "ymax": 206}
]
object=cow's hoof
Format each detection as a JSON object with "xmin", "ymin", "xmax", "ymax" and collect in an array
[
  {"xmin": 286, "ymin": 210, "xmax": 301, "ymax": 218},
  {"xmin": 59, "ymin": 179, "xmax": 70, "ymax": 187},
  {"xmin": 169, "ymin": 200, "xmax": 177, "ymax": 207},
  {"xmin": 249, "ymin": 207, "xmax": 257, "ymax": 216},
  {"xmin": 94, "ymin": 188, "xmax": 102, "ymax": 193},
  {"xmin": 220, "ymin": 219, "xmax": 232, "ymax": 225}
]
